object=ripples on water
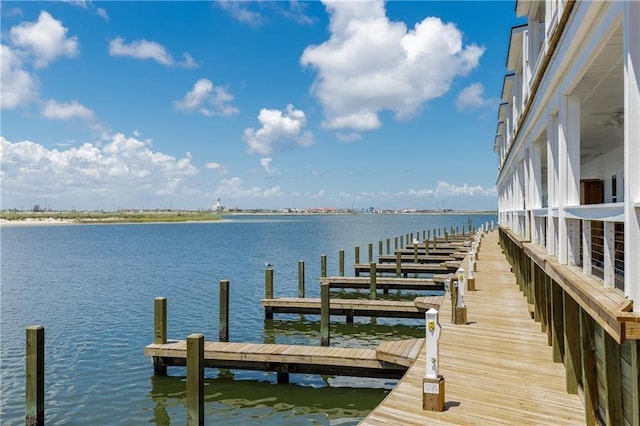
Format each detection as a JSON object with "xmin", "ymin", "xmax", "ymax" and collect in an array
[{"xmin": 0, "ymin": 214, "xmax": 495, "ymax": 424}]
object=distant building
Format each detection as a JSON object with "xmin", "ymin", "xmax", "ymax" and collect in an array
[{"xmin": 213, "ymin": 198, "xmax": 225, "ymax": 212}]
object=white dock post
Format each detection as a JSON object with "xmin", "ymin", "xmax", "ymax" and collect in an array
[
  {"xmin": 467, "ymin": 252, "xmax": 476, "ymax": 291},
  {"xmin": 454, "ymin": 268, "xmax": 467, "ymax": 325},
  {"xmin": 423, "ymin": 308, "xmax": 444, "ymax": 411}
]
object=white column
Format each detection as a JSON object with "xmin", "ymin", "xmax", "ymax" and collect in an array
[
  {"xmin": 524, "ymin": 149, "xmax": 531, "ymax": 241},
  {"xmin": 624, "ymin": 1, "xmax": 640, "ymax": 301},
  {"xmin": 531, "ymin": 142, "xmax": 542, "ymax": 245},
  {"xmin": 547, "ymin": 112, "xmax": 558, "ymax": 256},
  {"xmin": 558, "ymin": 95, "xmax": 580, "ymax": 264},
  {"xmin": 604, "ymin": 221, "xmax": 616, "ymax": 288},
  {"xmin": 583, "ymin": 220, "xmax": 592, "ymax": 275}
]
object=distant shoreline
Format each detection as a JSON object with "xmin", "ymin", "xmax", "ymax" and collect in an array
[{"xmin": 0, "ymin": 210, "xmax": 496, "ymax": 227}]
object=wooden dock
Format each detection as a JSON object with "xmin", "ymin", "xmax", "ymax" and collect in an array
[
  {"xmin": 145, "ymin": 338, "xmax": 424, "ymax": 380},
  {"xmin": 320, "ymin": 276, "xmax": 445, "ymax": 291},
  {"xmin": 361, "ymin": 230, "xmax": 585, "ymax": 425},
  {"xmin": 377, "ymin": 254, "xmax": 465, "ymax": 263},
  {"xmin": 354, "ymin": 262, "xmax": 459, "ymax": 276},
  {"xmin": 260, "ymin": 296, "xmax": 444, "ymax": 319}
]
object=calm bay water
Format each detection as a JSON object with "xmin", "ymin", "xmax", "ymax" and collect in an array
[{"xmin": 1, "ymin": 213, "xmax": 495, "ymax": 425}]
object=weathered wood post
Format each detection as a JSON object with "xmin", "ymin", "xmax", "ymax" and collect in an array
[
  {"xmin": 368, "ymin": 243, "xmax": 373, "ymax": 263},
  {"xmin": 444, "ymin": 230, "xmax": 448, "ymax": 243},
  {"xmin": 432, "ymin": 233, "xmax": 437, "ymax": 249},
  {"xmin": 386, "ymin": 238, "xmax": 390, "ymax": 254},
  {"xmin": 400, "ymin": 235, "xmax": 404, "ymax": 249},
  {"xmin": 265, "ymin": 268, "xmax": 274, "ymax": 298},
  {"xmin": 219, "ymin": 280, "xmax": 229, "ymax": 342},
  {"xmin": 320, "ymin": 283, "xmax": 330, "ymax": 346},
  {"xmin": 413, "ymin": 243, "xmax": 418, "ymax": 263},
  {"xmin": 339, "ymin": 250, "xmax": 344, "ymax": 277},
  {"xmin": 298, "ymin": 260, "xmax": 305, "ymax": 298},
  {"xmin": 186, "ymin": 333, "xmax": 204, "ymax": 426},
  {"xmin": 321, "ymin": 254, "xmax": 327, "ymax": 278},
  {"xmin": 394, "ymin": 237, "xmax": 398, "ymax": 251},
  {"xmin": 378, "ymin": 239, "xmax": 383, "ymax": 257},
  {"xmin": 427, "ymin": 229, "xmax": 431, "ymax": 240},
  {"xmin": 26, "ymin": 325, "xmax": 45, "ymax": 426},
  {"xmin": 154, "ymin": 297, "xmax": 167, "ymax": 375},
  {"xmin": 265, "ymin": 268, "xmax": 274, "ymax": 319},
  {"xmin": 423, "ymin": 309, "xmax": 444, "ymax": 411},
  {"xmin": 355, "ymin": 246, "xmax": 360, "ymax": 277},
  {"xmin": 396, "ymin": 251, "xmax": 402, "ymax": 277},
  {"xmin": 369, "ymin": 262, "xmax": 377, "ymax": 300},
  {"xmin": 424, "ymin": 239, "xmax": 430, "ymax": 255}
]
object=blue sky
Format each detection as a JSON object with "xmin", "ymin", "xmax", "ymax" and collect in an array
[{"xmin": 1, "ymin": 1, "xmax": 522, "ymax": 211}]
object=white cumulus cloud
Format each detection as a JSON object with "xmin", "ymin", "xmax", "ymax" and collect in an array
[
  {"xmin": 243, "ymin": 104, "xmax": 313, "ymax": 155},
  {"xmin": 260, "ymin": 157, "xmax": 277, "ymax": 175},
  {"xmin": 109, "ymin": 37, "xmax": 197, "ymax": 68},
  {"xmin": 455, "ymin": 82, "xmax": 497, "ymax": 111},
  {"xmin": 42, "ymin": 99, "xmax": 95, "ymax": 121},
  {"xmin": 215, "ymin": 177, "xmax": 282, "ymax": 199},
  {"xmin": 301, "ymin": 0, "xmax": 484, "ymax": 132},
  {"xmin": 1, "ymin": 44, "xmax": 38, "ymax": 109},
  {"xmin": 0, "ymin": 134, "xmax": 198, "ymax": 208},
  {"xmin": 205, "ymin": 162, "xmax": 228, "ymax": 174},
  {"xmin": 174, "ymin": 78, "xmax": 239, "ymax": 117},
  {"xmin": 10, "ymin": 11, "xmax": 79, "ymax": 68}
]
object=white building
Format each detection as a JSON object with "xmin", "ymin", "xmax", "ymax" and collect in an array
[{"xmin": 495, "ymin": 1, "xmax": 640, "ymax": 423}]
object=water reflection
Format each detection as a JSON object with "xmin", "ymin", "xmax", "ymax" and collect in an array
[{"xmin": 148, "ymin": 373, "xmax": 389, "ymax": 425}]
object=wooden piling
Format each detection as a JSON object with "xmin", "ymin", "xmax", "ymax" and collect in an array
[
  {"xmin": 265, "ymin": 268, "xmax": 274, "ymax": 319},
  {"xmin": 320, "ymin": 283, "xmax": 330, "ymax": 347},
  {"xmin": 394, "ymin": 237, "xmax": 398, "ymax": 251},
  {"xmin": 339, "ymin": 250, "xmax": 344, "ymax": 277},
  {"xmin": 26, "ymin": 325, "xmax": 44, "ymax": 426},
  {"xmin": 219, "ymin": 280, "xmax": 229, "ymax": 342},
  {"xmin": 424, "ymin": 239, "xmax": 430, "ymax": 255},
  {"xmin": 321, "ymin": 254, "xmax": 327, "ymax": 278},
  {"xmin": 396, "ymin": 252, "xmax": 402, "ymax": 277},
  {"xmin": 265, "ymin": 268, "xmax": 274, "ymax": 299},
  {"xmin": 378, "ymin": 240, "xmax": 383, "ymax": 257},
  {"xmin": 386, "ymin": 238, "xmax": 390, "ymax": 255},
  {"xmin": 400, "ymin": 235, "xmax": 404, "ymax": 249},
  {"xmin": 298, "ymin": 260, "xmax": 305, "ymax": 298},
  {"xmin": 413, "ymin": 243, "xmax": 418, "ymax": 263},
  {"xmin": 370, "ymin": 262, "xmax": 377, "ymax": 300},
  {"xmin": 368, "ymin": 243, "xmax": 373, "ymax": 263},
  {"xmin": 154, "ymin": 297, "xmax": 168, "ymax": 375},
  {"xmin": 186, "ymin": 333, "xmax": 204, "ymax": 426}
]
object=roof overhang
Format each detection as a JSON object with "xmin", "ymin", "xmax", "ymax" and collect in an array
[
  {"xmin": 501, "ymin": 74, "xmax": 515, "ymax": 103},
  {"xmin": 515, "ymin": 0, "xmax": 535, "ymax": 18},
  {"xmin": 506, "ymin": 25, "xmax": 527, "ymax": 71},
  {"xmin": 498, "ymin": 102, "xmax": 508, "ymax": 122}
]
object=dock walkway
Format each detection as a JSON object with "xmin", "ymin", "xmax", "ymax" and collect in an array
[
  {"xmin": 320, "ymin": 276, "xmax": 445, "ymax": 291},
  {"xmin": 145, "ymin": 338, "xmax": 424, "ymax": 380},
  {"xmin": 260, "ymin": 296, "xmax": 444, "ymax": 319},
  {"xmin": 361, "ymin": 230, "xmax": 585, "ymax": 425}
]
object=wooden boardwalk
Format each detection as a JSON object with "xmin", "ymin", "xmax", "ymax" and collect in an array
[
  {"xmin": 361, "ymin": 230, "xmax": 586, "ymax": 425},
  {"xmin": 320, "ymin": 276, "xmax": 445, "ymax": 291},
  {"xmin": 145, "ymin": 338, "xmax": 424, "ymax": 380},
  {"xmin": 260, "ymin": 296, "xmax": 444, "ymax": 319}
]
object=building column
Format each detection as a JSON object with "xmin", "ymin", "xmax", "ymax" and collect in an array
[
  {"xmin": 531, "ymin": 142, "xmax": 543, "ymax": 244},
  {"xmin": 624, "ymin": 1, "xmax": 640, "ymax": 302},
  {"xmin": 547, "ymin": 112, "xmax": 558, "ymax": 256},
  {"xmin": 558, "ymin": 95, "xmax": 581, "ymax": 264},
  {"xmin": 524, "ymin": 149, "xmax": 532, "ymax": 241}
]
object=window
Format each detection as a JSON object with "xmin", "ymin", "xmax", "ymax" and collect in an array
[{"xmin": 611, "ymin": 175, "xmax": 617, "ymax": 203}]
